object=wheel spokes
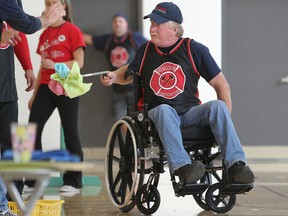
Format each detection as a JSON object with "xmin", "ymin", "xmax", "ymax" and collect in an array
[{"xmin": 106, "ymin": 119, "xmax": 143, "ymax": 209}]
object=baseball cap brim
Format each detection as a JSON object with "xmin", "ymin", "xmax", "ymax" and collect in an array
[{"xmin": 143, "ymin": 13, "xmax": 169, "ymax": 24}]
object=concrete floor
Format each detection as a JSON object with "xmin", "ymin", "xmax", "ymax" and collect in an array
[{"xmin": 24, "ymin": 146, "xmax": 288, "ymax": 216}]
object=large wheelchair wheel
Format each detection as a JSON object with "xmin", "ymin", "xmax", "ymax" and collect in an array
[
  {"xmin": 205, "ymin": 183, "xmax": 236, "ymax": 213},
  {"xmin": 136, "ymin": 184, "xmax": 161, "ymax": 215},
  {"xmin": 105, "ymin": 118, "xmax": 145, "ymax": 211}
]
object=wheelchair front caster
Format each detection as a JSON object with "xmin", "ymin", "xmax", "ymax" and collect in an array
[
  {"xmin": 193, "ymin": 193, "xmax": 210, "ymax": 211},
  {"xmin": 205, "ymin": 183, "xmax": 236, "ymax": 213},
  {"xmin": 136, "ymin": 184, "xmax": 161, "ymax": 215}
]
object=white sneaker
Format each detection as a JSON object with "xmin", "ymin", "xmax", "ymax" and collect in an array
[
  {"xmin": 60, "ymin": 191, "xmax": 79, "ymax": 197},
  {"xmin": 60, "ymin": 185, "xmax": 80, "ymax": 192}
]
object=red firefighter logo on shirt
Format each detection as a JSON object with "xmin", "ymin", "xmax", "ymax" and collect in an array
[
  {"xmin": 110, "ymin": 46, "xmax": 129, "ymax": 68},
  {"xmin": 0, "ymin": 21, "xmax": 10, "ymax": 50},
  {"xmin": 150, "ymin": 62, "xmax": 186, "ymax": 99}
]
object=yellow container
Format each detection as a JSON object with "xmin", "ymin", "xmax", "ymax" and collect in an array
[{"xmin": 8, "ymin": 200, "xmax": 65, "ymax": 216}]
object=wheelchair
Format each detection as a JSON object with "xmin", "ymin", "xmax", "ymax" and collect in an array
[{"xmin": 104, "ymin": 73, "xmax": 253, "ymax": 214}]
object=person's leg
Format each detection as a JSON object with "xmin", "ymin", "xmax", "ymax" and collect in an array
[
  {"xmin": 0, "ymin": 102, "xmax": 18, "ymax": 152},
  {"xmin": 29, "ymin": 85, "xmax": 56, "ymax": 151},
  {"xmin": 148, "ymin": 104, "xmax": 189, "ymax": 172},
  {"xmin": 0, "ymin": 178, "xmax": 8, "ymax": 213},
  {"xmin": 0, "ymin": 179, "xmax": 15, "ymax": 215},
  {"xmin": 181, "ymin": 100, "xmax": 246, "ymax": 169},
  {"xmin": 148, "ymin": 104, "xmax": 205, "ymax": 183},
  {"xmin": 125, "ymin": 91, "xmax": 134, "ymax": 113},
  {"xmin": 0, "ymin": 102, "xmax": 24, "ymax": 201},
  {"xmin": 25, "ymin": 85, "xmax": 56, "ymax": 187},
  {"xmin": 112, "ymin": 92, "xmax": 132, "ymax": 134},
  {"xmin": 57, "ymin": 96, "xmax": 83, "ymax": 189},
  {"xmin": 112, "ymin": 92, "xmax": 128, "ymax": 121},
  {"xmin": 181, "ymin": 100, "xmax": 254, "ymax": 183}
]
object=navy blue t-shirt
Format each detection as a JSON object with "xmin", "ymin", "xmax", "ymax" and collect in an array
[{"xmin": 92, "ymin": 31, "xmax": 147, "ymax": 92}]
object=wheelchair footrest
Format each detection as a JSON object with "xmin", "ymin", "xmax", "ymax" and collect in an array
[
  {"xmin": 174, "ymin": 183, "xmax": 208, "ymax": 197},
  {"xmin": 221, "ymin": 183, "xmax": 254, "ymax": 194}
]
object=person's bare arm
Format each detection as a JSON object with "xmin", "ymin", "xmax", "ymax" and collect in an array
[
  {"xmin": 83, "ymin": 33, "xmax": 93, "ymax": 46},
  {"xmin": 24, "ymin": 69, "xmax": 36, "ymax": 92},
  {"xmin": 67, "ymin": 47, "xmax": 85, "ymax": 69},
  {"xmin": 100, "ymin": 65, "xmax": 132, "ymax": 86},
  {"xmin": 14, "ymin": 31, "xmax": 36, "ymax": 91},
  {"xmin": 28, "ymin": 68, "xmax": 42, "ymax": 110},
  {"xmin": 209, "ymin": 72, "xmax": 232, "ymax": 113}
]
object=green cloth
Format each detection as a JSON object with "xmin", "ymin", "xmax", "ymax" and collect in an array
[{"xmin": 50, "ymin": 62, "xmax": 92, "ymax": 98}]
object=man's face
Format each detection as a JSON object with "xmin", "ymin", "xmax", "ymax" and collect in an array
[
  {"xmin": 149, "ymin": 20, "xmax": 175, "ymax": 47},
  {"xmin": 112, "ymin": 16, "xmax": 128, "ymax": 37}
]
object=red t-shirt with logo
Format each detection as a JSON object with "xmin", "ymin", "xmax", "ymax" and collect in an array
[{"xmin": 37, "ymin": 21, "xmax": 85, "ymax": 85}]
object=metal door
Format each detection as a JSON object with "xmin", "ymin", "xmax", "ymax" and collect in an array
[{"xmin": 222, "ymin": 0, "xmax": 288, "ymax": 145}]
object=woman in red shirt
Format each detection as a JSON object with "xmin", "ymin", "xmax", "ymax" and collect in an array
[{"xmin": 27, "ymin": 0, "xmax": 85, "ymax": 193}]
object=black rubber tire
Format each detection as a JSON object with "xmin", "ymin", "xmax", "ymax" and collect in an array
[
  {"xmin": 193, "ymin": 193, "xmax": 211, "ymax": 211},
  {"xmin": 105, "ymin": 119, "xmax": 144, "ymax": 211},
  {"xmin": 205, "ymin": 183, "xmax": 236, "ymax": 213},
  {"xmin": 136, "ymin": 184, "xmax": 161, "ymax": 215}
]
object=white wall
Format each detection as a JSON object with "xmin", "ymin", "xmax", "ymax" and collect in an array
[
  {"xmin": 15, "ymin": 0, "xmax": 60, "ymax": 151},
  {"xmin": 142, "ymin": 0, "xmax": 222, "ymax": 103}
]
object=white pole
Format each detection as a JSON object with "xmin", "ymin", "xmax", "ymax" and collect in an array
[{"xmin": 82, "ymin": 71, "xmax": 108, "ymax": 77}]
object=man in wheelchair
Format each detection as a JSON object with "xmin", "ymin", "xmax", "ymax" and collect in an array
[{"xmin": 100, "ymin": 2, "xmax": 254, "ymax": 186}]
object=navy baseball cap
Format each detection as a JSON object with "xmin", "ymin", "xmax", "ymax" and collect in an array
[{"xmin": 143, "ymin": 2, "xmax": 183, "ymax": 24}]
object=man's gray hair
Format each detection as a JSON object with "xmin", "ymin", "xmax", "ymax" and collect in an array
[{"xmin": 168, "ymin": 21, "xmax": 184, "ymax": 37}]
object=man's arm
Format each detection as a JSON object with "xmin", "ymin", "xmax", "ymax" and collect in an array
[
  {"xmin": 100, "ymin": 65, "xmax": 132, "ymax": 86},
  {"xmin": 14, "ymin": 31, "xmax": 36, "ymax": 92},
  {"xmin": 28, "ymin": 68, "xmax": 42, "ymax": 110},
  {"xmin": 14, "ymin": 32, "xmax": 33, "ymax": 71},
  {"xmin": 1, "ymin": 1, "xmax": 65, "ymax": 34},
  {"xmin": 83, "ymin": 33, "xmax": 93, "ymax": 46},
  {"xmin": 209, "ymin": 72, "xmax": 232, "ymax": 113}
]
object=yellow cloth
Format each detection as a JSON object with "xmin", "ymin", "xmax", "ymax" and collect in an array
[{"xmin": 50, "ymin": 62, "xmax": 92, "ymax": 98}]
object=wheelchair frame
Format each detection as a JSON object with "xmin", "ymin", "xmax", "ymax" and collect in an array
[{"xmin": 104, "ymin": 73, "xmax": 253, "ymax": 214}]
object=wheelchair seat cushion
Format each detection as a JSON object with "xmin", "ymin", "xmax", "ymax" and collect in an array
[{"xmin": 181, "ymin": 126, "xmax": 214, "ymax": 141}]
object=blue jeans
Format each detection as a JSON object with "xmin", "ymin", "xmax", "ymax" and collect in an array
[
  {"xmin": 0, "ymin": 178, "xmax": 8, "ymax": 212},
  {"xmin": 148, "ymin": 100, "xmax": 246, "ymax": 174}
]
